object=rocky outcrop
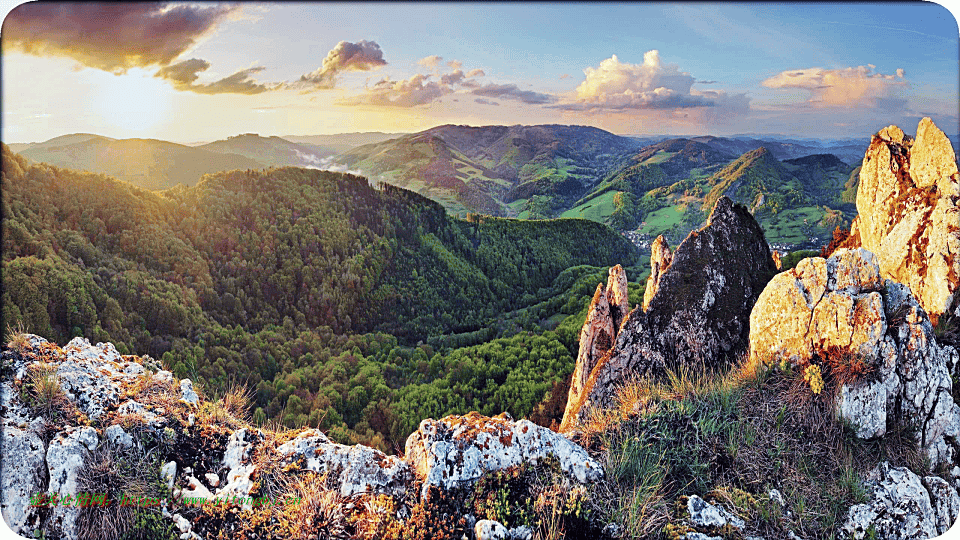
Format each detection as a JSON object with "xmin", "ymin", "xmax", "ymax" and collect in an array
[
  {"xmin": 749, "ymin": 248, "xmax": 960, "ymax": 467},
  {"xmin": 841, "ymin": 462, "xmax": 960, "ymax": 539},
  {"xmin": 277, "ymin": 429, "xmax": 412, "ymax": 498},
  {"xmin": 561, "ymin": 265, "xmax": 630, "ymax": 431},
  {"xmin": 565, "ymin": 197, "xmax": 776, "ymax": 425},
  {"xmin": 851, "ymin": 117, "xmax": 960, "ymax": 324},
  {"xmin": 643, "ymin": 235, "xmax": 673, "ymax": 311},
  {"xmin": 1, "ymin": 334, "xmax": 602, "ymax": 539},
  {"xmin": 405, "ymin": 412, "xmax": 602, "ymax": 497}
]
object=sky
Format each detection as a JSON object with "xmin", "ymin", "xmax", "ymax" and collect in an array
[{"xmin": 1, "ymin": 1, "xmax": 958, "ymax": 143}]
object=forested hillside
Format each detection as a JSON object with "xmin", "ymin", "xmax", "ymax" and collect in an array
[{"xmin": 1, "ymin": 144, "xmax": 640, "ymax": 450}]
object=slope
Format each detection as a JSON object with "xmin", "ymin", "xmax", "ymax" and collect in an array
[{"xmin": 18, "ymin": 135, "xmax": 266, "ymax": 190}]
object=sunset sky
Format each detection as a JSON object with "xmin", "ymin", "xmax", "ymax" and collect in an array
[{"xmin": 1, "ymin": 2, "xmax": 958, "ymax": 143}]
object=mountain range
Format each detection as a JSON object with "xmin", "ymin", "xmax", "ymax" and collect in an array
[{"xmin": 9, "ymin": 124, "xmax": 902, "ymax": 246}]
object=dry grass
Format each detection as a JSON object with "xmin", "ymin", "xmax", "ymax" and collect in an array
[
  {"xmin": 269, "ymin": 473, "xmax": 349, "ymax": 540},
  {"xmin": 74, "ymin": 441, "xmax": 170, "ymax": 540},
  {"xmin": 580, "ymin": 354, "xmax": 914, "ymax": 540},
  {"xmin": 5, "ymin": 321, "xmax": 30, "ymax": 351},
  {"xmin": 21, "ymin": 362, "xmax": 79, "ymax": 423}
]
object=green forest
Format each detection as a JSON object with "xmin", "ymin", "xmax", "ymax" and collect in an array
[{"xmin": 1, "ymin": 144, "xmax": 644, "ymax": 451}]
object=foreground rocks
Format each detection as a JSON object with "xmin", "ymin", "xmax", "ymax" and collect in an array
[
  {"xmin": 0, "ymin": 335, "xmax": 602, "ymax": 540},
  {"xmin": 565, "ymin": 197, "xmax": 777, "ymax": 426},
  {"xmin": 842, "ymin": 462, "xmax": 960, "ymax": 539},
  {"xmin": 850, "ymin": 117, "xmax": 960, "ymax": 324},
  {"xmin": 749, "ymin": 248, "xmax": 960, "ymax": 467},
  {"xmin": 406, "ymin": 411, "xmax": 602, "ymax": 497}
]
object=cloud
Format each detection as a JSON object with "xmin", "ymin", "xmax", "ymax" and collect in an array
[
  {"xmin": 155, "ymin": 58, "xmax": 278, "ymax": 94},
  {"xmin": 299, "ymin": 40, "xmax": 387, "ymax": 89},
  {"xmin": 556, "ymin": 51, "xmax": 741, "ymax": 112},
  {"xmin": 475, "ymin": 98, "xmax": 500, "ymax": 106},
  {"xmin": 3, "ymin": 2, "xmax": 241, "ymax": 73},
  {"xmin": 761, "ymin": 65, "xmax": 907, "ymax": 108},
  {"xmin": 470, "ymin": 83, "xmax": 556, "ymax": 105},
  {"xmin": 467, "ymin": 68, "xmax": 486, "ymax": 78},
  {"xmin": 339, "ymin": 74, "xmax": 450, "ymax": 107},
  {"xmin": 447, "ymin": 60, "xmax": 463, "ymax": 70},
  {"xmin": 418, "ymin": 55, "xmax": 443, "ymax": 69}
]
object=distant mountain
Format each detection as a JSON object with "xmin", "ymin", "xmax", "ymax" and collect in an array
[
  {"xmin": 282, "ymin": 132, "xmax": 407, "ymax": 155},
  {"xmin": 333, "ymin": 124, "xmax": 642, "ymax": 217},
  {"xmin": 18, "ymin": 135, "xmax": 264, "ymax": 190},
  {"xmin": 198, "ymin": 133, "xmax": 333, "ymax": 168},
  {"xmin": 566, "ymin": 141, "xmax": 856, "ymax": 246},
  {"xmin": 690, "ymin": 135, "xmax": 866, "ymax": 164}
]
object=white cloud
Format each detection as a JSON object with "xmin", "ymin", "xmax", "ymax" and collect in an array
[{"xmin": 556, "ymin": 51, "xmax": 747, "ymax": 113}]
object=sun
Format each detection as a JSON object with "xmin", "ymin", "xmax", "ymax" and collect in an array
[{"xmin": 92, "ymin": 68, "xmax": 173, "ymax": 136}]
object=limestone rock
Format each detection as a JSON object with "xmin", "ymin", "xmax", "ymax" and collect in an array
[
  {"xmin": 570, "ymin": 197, "xmax": 776, "ymax": 423},
  {"xmin": 277, "ymin": 428, "xmax": 412, "ymax": 498},
  {"xmin": 853, "ymin": 117, "xmax": 960, "ymax": 325},
  {"xmin": 643, "ymin": 235, "xmax": 673, "ymax": 311},
  {"xmin": 841, "ymin": 462, "xmax": 955, "ymax": 540},
  {"xmin": 180, "ymin": 379, "xmax": 199, "ymax": 406},
  {"xmin": 405, "ymin": 412, "xmax": 602, "ymax": 497},
  {"xmin": 217, "ymin": 428, "xmax": 260, "ymax": 501},
  {"xmin": 160, "ymin": 461, "xmax": 177, "ymax": 491},
  {"xmin": 105, "ymin": 424, "xmax": 134, "ymax": 448},
  {"xmin": 56, "ymin": 338, "xmax": 147, "ymax": 421},
  {"xmin": 45, "ymin": 427, "xmax": 98, "ymax": 540},
  {"xmin": 475, "ymin": 519, "xmax": 508, "ymax": 540},
  {"xmin": 750, "ymin": 248, "xmax": 960, "ymax": 466},
  {"xmin": 922, "ymin": 475, "xmax": 960, "ymax": 535},
  {"xmin": 606, "ymin": 264, "xmax": 631, "ymax": 331},
  {"xmin": 0, "ymin": 426, "xmax": 45, "ymax": 535},
  {"xmin": 687, "ymin": 495, "xmax": 745, "ymax": 531},
  {"xmin": 561, "ymin": 266, "xmax": 631, "ymax": 431}
]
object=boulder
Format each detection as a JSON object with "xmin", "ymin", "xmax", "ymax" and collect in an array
[
  {"xmin": 841, "ymin": 462, "xmax": 958, "ymax": 539},
  {"xmin": 560, "ymin": 265, "xmax": 630, "ymax": 431},
  {"xmin": 852, "ymin": 117, "xmax": 960, "ymax": 325},
  {"xmin": 405, "ymin": 412, "xmax": 602, "ymax": 497},
  {"xmin": 568, "ymin": 197, "xmax": 776, "ymax": 423},
  {"xmin": 749, "ymin": 248, "xmax": 960, "ymax": 466},
  {"xmin": 277, "ymin": 429, "xmax": 412, "ymax": 498}
]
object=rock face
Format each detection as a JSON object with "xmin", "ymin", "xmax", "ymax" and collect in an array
[
  {"xmin": 851, "ymin": 117, "xmax": 960, "ymax": 325},
  {"xmin": 750, "ymin": 248, "xmax": 960, "ymax": 466},
  {"xmin": 561, "ymin": 265, "xmax": 630, "ymax": 430},
  {"xmin": 841, "ymin": 462, "xmax": 960, "ymax": 539},
  {"xmin": 405, "ymin": 412, "xmax": 603, "ymax": 497},
  {"xmin": 643, "ymin": 235, "xmax": 673, "ymax": 311},
  {"xmin": 566, "ymin": 197, "xmax": 776, "ymax": 425}
]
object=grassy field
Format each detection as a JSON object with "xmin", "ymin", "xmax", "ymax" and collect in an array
[
  {"xmin": 559, "ymin": 190, "xmax": 620, "ymax": 222},
  {"xmin": 758, "ymin": 206, "xmax": 825, "ymax": 244},
  {"xmin": 638, "ymin": 205, "xmax": 685, "ymax": 237}
]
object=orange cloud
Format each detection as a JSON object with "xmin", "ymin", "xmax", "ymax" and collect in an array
[{"xmin": 761, "ymin": 65, "xmax": 907, "ymax": 108}]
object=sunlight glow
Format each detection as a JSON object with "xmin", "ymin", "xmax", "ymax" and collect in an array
[{"xmin": 91, "ymin": 68, "xmax": 173, "ymax": 135}]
